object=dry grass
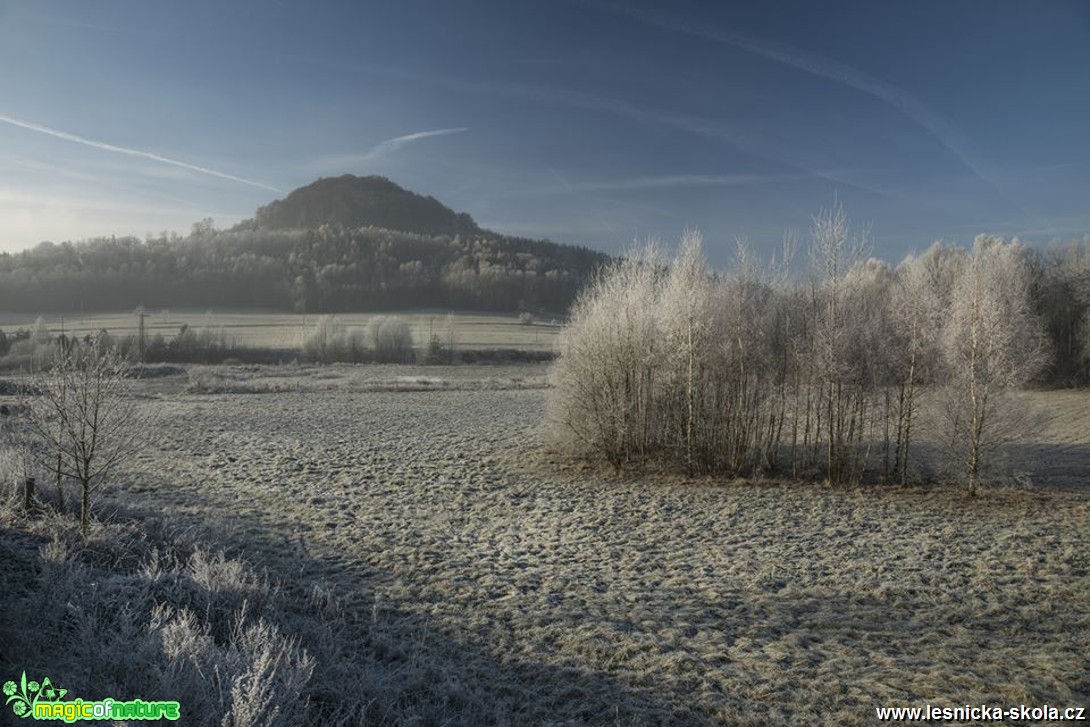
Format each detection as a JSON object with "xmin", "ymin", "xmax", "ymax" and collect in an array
[
  {"xmin": 1, "ymin": 378, "xmax": 1087, "ymax": 724},
  {"xmin": 0, "ymin": 513, "xmax": 319, "ymax": 725}
]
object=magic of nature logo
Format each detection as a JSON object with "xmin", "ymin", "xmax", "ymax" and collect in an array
[{"xmin": 4, "ymin": 672, "xmax": 180, "ymax": 722}]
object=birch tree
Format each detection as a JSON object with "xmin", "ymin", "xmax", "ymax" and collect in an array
[
  {"xmin": 938, "ymin": 236, "xmax": 1048, "ymax": 494},
  {"xmin": 809, "ymin": 200, "xmax": 870, "ymax": 483},
  {"xmin": 659, "ymin": 231, "xmax": 713, "ymax": 473},
  {"xmin": 889, "ymin": 248, "xmax": 951, "ymax": 483}
]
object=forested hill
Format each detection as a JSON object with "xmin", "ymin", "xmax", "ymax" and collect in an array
[
  {"xmin": 249, "ymin": 175, "xmax": 482, "ymax": 238},
  {"xmin": 0, "ymin": 176, "xmax": 611, "ymax": 314}
]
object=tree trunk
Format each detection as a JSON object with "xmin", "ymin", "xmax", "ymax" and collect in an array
[{"xmin": 81, "ymin": 479, "xmax": 91, "ymax": 537}]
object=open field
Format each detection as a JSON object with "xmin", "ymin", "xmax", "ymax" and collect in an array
[
  {"xmin": 0, "ymin": 309, "xmax": 563, "ymax": 352},
  {"xmin": 2, "ymin": 369, "xmax": 1088, "ymax": 724}
]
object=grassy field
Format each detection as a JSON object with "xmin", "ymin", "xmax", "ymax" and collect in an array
[
  {"xmin": 1, "ymin": 368, "xmax": 1087, "ymax": 724},
  {"xmin": 0, "ymin": 309, "xmax": 563, "ymax": 352}
]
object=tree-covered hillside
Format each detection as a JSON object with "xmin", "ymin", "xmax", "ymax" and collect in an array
[
  {"xmin": 0, "ymin": 176, "xmax": 611, "ymax": 315},
  {"xmin": 0, "ymin": 225, "xmax": 608, "ymax": 314},
  {"xmin": 249, "ymin": 175, "xmax": 482, "ymax": 238}
]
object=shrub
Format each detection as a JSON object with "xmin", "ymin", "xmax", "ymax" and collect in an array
[
  {"xmin": 369, "ymin": 317, "xmax": 415, "ymax": 364},
  {"xmin": 300, "ymin": 316, "xmax": 368, "ymax": 364},
  {"xmin": 547, "ymin": 243, "xmax": 665, "ymax": 467},
  {"xmin": 422, "ymin": 334, "xmax": 448, "ymax": 365}
]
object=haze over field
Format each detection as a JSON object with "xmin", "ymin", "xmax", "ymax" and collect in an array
[{"xmin": 2, "ymin": 1, "xmax": 1089, "ymax": 262}]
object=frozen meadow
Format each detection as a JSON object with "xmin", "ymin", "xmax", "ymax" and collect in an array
[{"xmin": 4, "ymin": 366, "xmax": 1082, "ymax": 724}]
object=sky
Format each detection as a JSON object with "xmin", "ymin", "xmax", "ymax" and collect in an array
[{"xmin": 1, "ymin": 0, "xmax": 1088, "ymax": 265}]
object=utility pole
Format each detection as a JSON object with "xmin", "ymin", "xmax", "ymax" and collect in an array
[{"xmin": 134, "ymin": 305, "xmax": 147, "ymax": 362}]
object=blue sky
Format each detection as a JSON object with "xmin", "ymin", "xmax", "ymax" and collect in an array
[{"xmin": 1, "ymin": 0, "xmax": 1088, "ymax": 264}]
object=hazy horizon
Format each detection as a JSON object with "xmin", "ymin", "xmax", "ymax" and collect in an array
[{"xmin": 2, "ymin": 0, "xmax": 1088, "ymax": 264}]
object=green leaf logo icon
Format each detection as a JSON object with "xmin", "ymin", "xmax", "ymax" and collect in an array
[{"xmin": 5, "ymin": 672, "xmax": 67, "ymax": 719}]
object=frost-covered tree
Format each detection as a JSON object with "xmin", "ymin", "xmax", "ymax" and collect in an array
[
  {"xmin": 889, "ymin": 249, "xmax": 948, "ymax": 483},
  {"xmin": 839, "ymin": 258, "xmax": 899, "ymax": 480},
  {"xmin": 937, "ymin": 236, "xmax": 1049, "ymax": 494},
  {"xmin": 1030, "ymin": 239, "xmax": 1090, "ymax": 385},
  {"xmin": 547, "ymin": 207, "xmax": 1056, "ymax": 491},
  {"xmin": 24, "ymin": 340, "xmax": 149, "ymax": 535},
  {"xmin": 547, "ymin": 244, "xmax": 664, "ymax": 467},
  {"xmin": 809, "ymin": 200, "xmax": 873, "ymax": 483},
  {"xmin": 659, "ymin": 232, "xmax": 713, "ymax": 472},
  {"xmin": 705, "ymin": 238, "xmax": 784, "ymax": 474}
]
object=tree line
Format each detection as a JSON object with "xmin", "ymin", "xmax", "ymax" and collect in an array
[
  {"xmin": 0, "ymin": 222, "xmax": 609, "ymax": 316},
  {"xmin": 2, "ymin": 212, "xmax": 1088, "ymax": 387},
  {"xmin": 548, "ymin": 203, "xmax": 1081, "ymax": 492}
]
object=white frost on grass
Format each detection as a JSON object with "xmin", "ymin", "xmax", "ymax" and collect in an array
[{"xmin": 107, "ymin": 383, "xmax": 1090, "ymax": 724}]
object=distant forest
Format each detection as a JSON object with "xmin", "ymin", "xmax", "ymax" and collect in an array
[
  {"xmin": 0, "ymin": 224, "xmax": 609, "ymax": 316},
  {"xmin": 0, "ymin": 175, "xmax": 611, "ymax": 316}
]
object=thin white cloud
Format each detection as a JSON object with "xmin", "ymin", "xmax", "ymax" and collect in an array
[
  {"xmin": 952, "ymin": 214, "xmax": 1090, "ymax": 240},
  {"xmin": 0, "ymin": 113, "xmax": 282, "ymax": 193},
  {"xmin": 363, "ymin": 127, "xmax": 468, "ymax": 160},
  {"xmin": 504, "ymin": 172, "xmax": 815, "ymax": 197},
  {"xmin": 310, "ymin": 127, "xmax": 468, "ymax": 173},
  {"xmin": 587, "ymin": 195, "xmax": 680, "ymax": 219},
  {"xmin": 342, "ymin": 64, "xmax": 890, "ymax": 197},
  {"xmin": 540, "ymin": 93, "xmax": 892, "ymax": 196}
]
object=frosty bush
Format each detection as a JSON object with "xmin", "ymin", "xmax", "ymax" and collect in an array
[
  {"xmin": 369, "ymin": 317, "xmax": 415, "ymax": 364},
  {"xmin": 301, "ymin": 316, "xmax": 368, "ymax": 364}
]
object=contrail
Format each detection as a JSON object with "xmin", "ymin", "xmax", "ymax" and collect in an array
[
  {"xmin": 606, "ymin": 4, "xmax": 1005, "ymax": 196},
  {"xmin": 502, "ymin": 172, "xmax": 814, "ymax": 197},
  {"xmin": 0, "ymin": 113, "xmax": 282, "ymax": 193},
  {"xmin": 345, "ymin": 65, "xmax": 888, "ymax": 197},
  {"xmin": 361, "ymin": 127, "xmax": 468, "ymax": 161}
]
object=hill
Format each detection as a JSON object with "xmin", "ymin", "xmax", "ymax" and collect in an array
[
  {"xmin": 250, "ymin": 175, "xmax": 482, "ymax": 238},
  {"xmin": 0, "ymin": 177, "xmax": 611, "ymax": 315}
]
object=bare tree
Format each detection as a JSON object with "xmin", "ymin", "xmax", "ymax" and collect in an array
[
  {"xmin": 660, "ymin": 231, "xmax": 713, "ymax": 473},
  {"xmin": 889, "ymin": 255, "xmax": 930, "ymax": 483},
  {"xmin": 705, "ymin": 237, "xmax": 784, "ymax": 475},
  {"xmin": 302, "ymin": 315, "xmax": 368, "ymax": 363},
  {"xmin": 23, "ymin": 340, "xmax": 148, "ymax": 535},
  {"xmin": 809, "ymin": 199, "xmax": 871, "ymax": 483},
  {"xmin": 840, "ymin": 258, "xmax": 899, "ymax": 482},
  {"xmin": 938, "ymin": 236, "xmax": 1049, "ymax": 494}
]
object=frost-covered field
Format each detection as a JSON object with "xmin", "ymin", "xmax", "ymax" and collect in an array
[
  {"xmin": 0, "ymin": 310, "xmax": 562, "ymax": 351},
  {"xmin": 107, "ymin": 373, "xmax": 1089, "ymax": 725}
]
